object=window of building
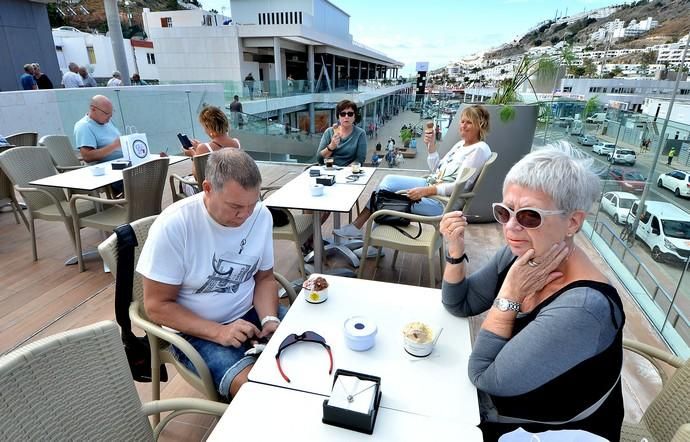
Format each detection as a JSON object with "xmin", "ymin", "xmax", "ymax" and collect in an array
[
  {"xmin": 161, "ymin": 17, "xmax": 172, "ymax": 28},
  {"xmin": 562, "ymin": 86, "xmax": 572, "ymax": 92},
  {"xmin": 299, "ymin": 11, "xmax": 302, "ymax": 24},
  {"xmin": 147, "ymin": 53, "xmax": 156, "ymax": 64},
  {"xmin": 86, "ymin": 46, "xmax": 96, "ymax": 64},
  {"xmin": 271, "ymin": 13, "xmax": 275, "ymax": 24},
  {"xmin": 203, "ymin": 15, "xmax": 213, "ymax": 26},
  {"xmin": 280, "ymin": 12, "xmax": 284, "ymax": 24},
  {"xmin": 289, "ymin": 11, "xmax": 293, "ymax": 24}
]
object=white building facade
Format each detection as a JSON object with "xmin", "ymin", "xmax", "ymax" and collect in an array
[
  {"xmin": 142, "ymin": 0, "xmax": 403, "ymax": 97},
  {"xmin": 51, "ymin": 26, "xmax": 158, "ymax": 83},
  {"xmin": 560, "ymin": 77, "xmax": 690, "ymax": 112}
]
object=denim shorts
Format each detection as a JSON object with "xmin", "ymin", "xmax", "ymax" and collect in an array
[{"xmin": 170, "ymin": 305, "xmax": 287, "ymax": 400}]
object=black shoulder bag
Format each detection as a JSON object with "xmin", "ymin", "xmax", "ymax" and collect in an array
[
  {"xmin": 114, "ymin": 224, "xmax": 168, "ymax": 383},
  {"xmin": 369, "ymin": 189, "xmax": 422, "ymax": 239}
]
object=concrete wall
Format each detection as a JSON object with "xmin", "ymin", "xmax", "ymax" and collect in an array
[
  {"xmin": 0, "ymin": 84, "xmax": 224, "ymax": 154},
  {"xmin": 0, "ymin": 0, "xmax": 61, "ymax": 92},
  {"xmin": 150, "ymin": 26, "xmax": 242, "ymax": 83}
]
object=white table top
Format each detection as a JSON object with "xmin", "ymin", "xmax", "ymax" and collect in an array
[
  {"xmin": 207, "ymin": 382, "xmax": 483, "ymax": 442},
  {"xmin": 248, "ymin": 275, "xmax": 480, "ymax": 425},
  {"xmin": 29, "ymin": 155, "xmax": 187, "ymax": 191},
  {"xmin": 263, "ymin": 167, "xmax": 374, "ymax": 213}
]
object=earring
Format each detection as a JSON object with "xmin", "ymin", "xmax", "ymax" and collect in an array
[{"xmin": 566, "ymin": 233, "xmax": 574, "ymax": 237}]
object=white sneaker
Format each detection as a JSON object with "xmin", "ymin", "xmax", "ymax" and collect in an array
[{"xmin": 333, "ymin": 223, "xmax": 363, "ymax": 239}]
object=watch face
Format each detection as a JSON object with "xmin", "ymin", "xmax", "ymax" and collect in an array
[{"xmin": 496, "ymin": 298, "xmax": 509, "ymax": 311}]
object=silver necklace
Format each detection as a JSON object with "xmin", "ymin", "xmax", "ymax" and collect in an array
[{"xmin": 338, "ymin": 377, "xmax": 376, "ymax": 403}]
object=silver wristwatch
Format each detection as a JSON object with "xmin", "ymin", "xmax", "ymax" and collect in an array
[{"xmin": 493, "ymin": 297, "xmax": 521, "ymax": 312}]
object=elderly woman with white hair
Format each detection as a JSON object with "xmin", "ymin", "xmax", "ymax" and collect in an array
[{"xmin": 441, "ymin": 142, "xmax": 625, "ymax": 441}]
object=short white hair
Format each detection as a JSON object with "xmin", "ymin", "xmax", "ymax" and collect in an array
[{"xmin": 503, "ymin": 141, "xmax": 601, "ymax": 213}]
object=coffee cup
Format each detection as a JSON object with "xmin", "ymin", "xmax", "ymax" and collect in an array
[
  {"xmin": 402, "ymin": 321, "xmax": 442, "ymax": 357},
  {"xmin": 325, "ymin": 157, "xmax": 334, "ymax": 168},
  {"xmin": 351, "ymin": 162, "xmax": 361, "ymax": 174},
  {"xmin": 91, "ymin": 165, "xmax": 106, "ymax": 176}
]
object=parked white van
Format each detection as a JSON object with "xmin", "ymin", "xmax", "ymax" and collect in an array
[
  {"xmin": 586, "ymin": 113, "xmax": 607, "ymax": 123},
  {"xmin": 626, "ymin": 201, "xmax": 690, "ymax": 263}
]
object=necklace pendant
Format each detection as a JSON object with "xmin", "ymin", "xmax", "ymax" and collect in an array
[{"xmin": 347, "ymin": 394, "xmax": 354, "ymax": 403}]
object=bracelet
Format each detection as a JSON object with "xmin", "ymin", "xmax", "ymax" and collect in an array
[
  {"xmin": 326, "ymin": 146, "xmax": 335, "ymax": 152},
  {"xmin": 260, "ymin": 315, "xmax": 281, "ymax": 327}
]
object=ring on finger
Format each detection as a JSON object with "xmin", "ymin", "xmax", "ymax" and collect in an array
[{"xmin": 527, "ymin": 259, "xmax": 539, "ymax": 267}]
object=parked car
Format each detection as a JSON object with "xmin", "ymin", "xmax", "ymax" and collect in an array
[
  {"xmin": 577, "ymin": 134, "xmax": 599, "ymax": 146},
  {"xmin": 557, "ymin": 116, "xmax": 574, "ymax": 128},
  {"xmin": 608, "ymin": 148, "xmax": 636, "ymax": 166},
  {"xmin": 626, "ymin": 200, "xmax": 690, "ymax": 263},
  {"xmin": 600, "ymin": 191, "xmax": 638, "ymax": 224},
  {"xmin": 586, "ymin": 113, "xmax": 607, "ymax": 123},
  {"xmin": 657, "ymin": 170, "xmax": 690, "ymax": 198},
  {"xmin": 608, "ymin": 168, "xmax": 646, "ymax": 193},
  {"xmin": 592, "ymin": 142, "xmax": 615, "ymax": 155}
]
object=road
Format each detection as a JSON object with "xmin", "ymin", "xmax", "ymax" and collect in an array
[{"xmin": 535, "ymin": 122, "xmax": 690, "ymax": 214}]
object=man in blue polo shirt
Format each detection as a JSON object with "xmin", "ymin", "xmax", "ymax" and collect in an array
[
  {"xmin": 73, "ymin": 95, "xmax": 122, "ymax": 164},
  {"xmin": 20, "ymin": 64, "xmax": 37, "ymax": 90}
]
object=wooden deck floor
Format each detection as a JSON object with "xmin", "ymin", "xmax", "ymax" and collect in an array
[{"xmin": 0, "ymin": 160, "xmax": 674, "ymax": 440}]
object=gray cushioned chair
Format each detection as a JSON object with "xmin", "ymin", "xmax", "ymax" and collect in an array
[
  {"xmin": 6, "ymin": 132, "xmax": 38, "ymax": 147},
  {"xmin": 0, "ymin": 321, "xmax": 226, "ymax": 441},
  {"xmin": 357, "ymin": 167, "xmax": 477, "ymax": 287},
  {"xmin": 169, "ymin": 152, "xmax": 211, "ymax": 202},
  {"xmin": 39, "ymin": 134, "xmax": 84, "ymax": 172},
  {"xmin": 0, "ymin": 146, "xmax": 95, "ymax": 262},
  {"xmin": 621, "ymin": 339, "xmax": 689, "ymax": 442}
]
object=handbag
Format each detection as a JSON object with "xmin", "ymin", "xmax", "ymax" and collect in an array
[{"xmin": 369, "ymin": 189, "xmax": 422, "ymax": 239}]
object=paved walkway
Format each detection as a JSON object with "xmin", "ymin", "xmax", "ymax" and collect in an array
[{"xmin": 363, "ymin": 108, "xmax": 455, "ymax": 170}]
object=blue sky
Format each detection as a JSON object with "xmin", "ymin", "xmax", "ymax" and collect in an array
[{"xmin": 200, "ymin": 0, "xmax": 629, "ymax": 75}]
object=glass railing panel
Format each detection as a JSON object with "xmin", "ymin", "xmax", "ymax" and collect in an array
[{"xmin": 540, "ymin": 105, "xmax": 689, "ymax": 358}]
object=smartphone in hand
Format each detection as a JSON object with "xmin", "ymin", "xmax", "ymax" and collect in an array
[{"xmin": 177, "ymin": 133, "xmax": 193, "ymax": 149}]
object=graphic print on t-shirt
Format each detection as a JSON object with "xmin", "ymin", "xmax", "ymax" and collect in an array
[{"xmin": 196, "ymin": 251, "xmax": 259, "ymax": 294}]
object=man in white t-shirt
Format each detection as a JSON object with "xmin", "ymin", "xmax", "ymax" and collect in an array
[
  {"xmin": 137, "ymin": 149, "xmax": 282, "ymax": 400},
  {"xmin": 61, "ymin": 62, "xmax": 84, "ymax": 88}
]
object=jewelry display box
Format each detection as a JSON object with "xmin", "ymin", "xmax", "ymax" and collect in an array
[{"xmin": 322, "ymin": 368, "xmax": 382, "ymax": 434}]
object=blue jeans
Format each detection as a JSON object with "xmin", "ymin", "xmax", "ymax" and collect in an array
[
  {"xmin": 170, "ymin": 304, "xmax": 288, "ymax": 400},
  {"xmin": 373, "ymin": 175, "xmax": 444, "ymax": 216}
]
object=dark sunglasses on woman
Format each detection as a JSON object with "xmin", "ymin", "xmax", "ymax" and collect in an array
[
  {"xmin": 339, "ymin": 111, "xmax": 355, "ymax": 117},
  {"xmin": 492, "ymin": 202, "xmax": 565, "ymax": 229}
]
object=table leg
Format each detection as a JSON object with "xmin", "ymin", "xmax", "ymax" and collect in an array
[{"xmin": 312, "ymin": 210, "xmax": 324, "ymax": 273}]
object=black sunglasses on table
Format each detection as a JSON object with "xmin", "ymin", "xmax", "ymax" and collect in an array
[{"xmin": 275, "ymin": 331, "xmax": 333, "ymax": 383}]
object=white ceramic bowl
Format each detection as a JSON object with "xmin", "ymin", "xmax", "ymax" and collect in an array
[{"xmin": 305, "ymin": 287, "xmax": 328, "ymax": 304}]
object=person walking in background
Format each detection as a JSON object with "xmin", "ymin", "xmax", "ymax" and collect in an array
[
  {"xmin": 32, "ymin": 63, "xmax": 53, "ymax": 89},
  {"xmin": 131, "ymin": 73, "xmax": 147, "ymax": 86},
  {"xmin": 79, "ymin": 66, "xmax": 97, "ymax": 87},
  {"xmin": 667, "ymin": 148, "xmax": 676, "ymax": 166},
  {"xmin": 107, "ymin": 71, "xmax": 123, "ymax": 87},
  {"xmin": 286, "ymin": 74, "xmax": 294, "ymax": 94},
  {"xmin": 244, "ymin": 73, "xmax": 255, "ymax": 100},
  {"xmin": 229, "ymin": 95, "xmax": 243, "ymax": 129},
  {"xmin": 61, "ymin": 62, "xmax": 83, "ymax": 88},
  {"xmin": 20, "ymin": 64, "xmax": 37, "ymax": 90},
  {"xmin": 375, "ymin": 140, "xmax": 382, "ymax": 152}
]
